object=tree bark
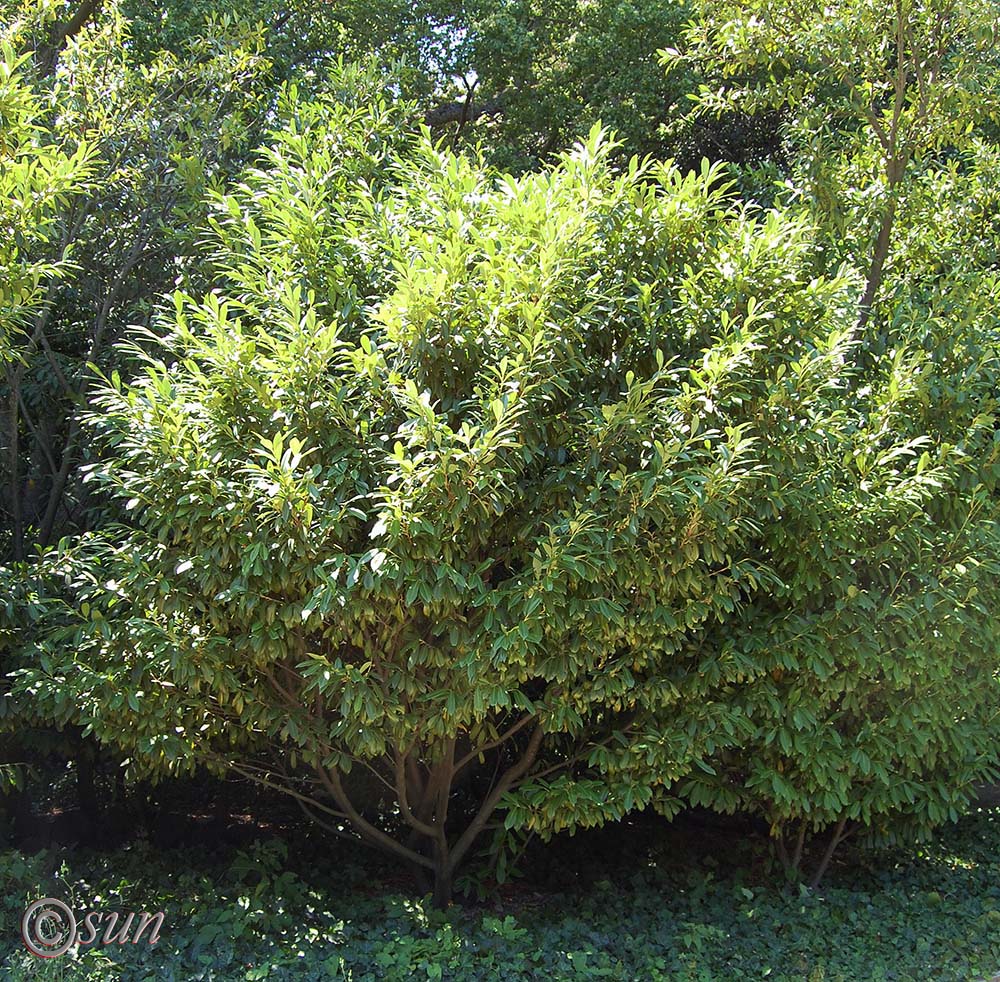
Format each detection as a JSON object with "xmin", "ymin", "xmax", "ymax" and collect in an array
[
  {"xmin": 791, "ymin": 821, "xmax": 806, "ymax": 872},
  {"xmin": 424, "ymin": 94, "xmax": 505, "ymax": 129},
  {"xmin": 34, "ymin": 0, "xmax": 104, "ymax": 77},
  {"xmin": 6, "ymin": 373, "xmax": 23, "ymax": 562},
  {"xmin": 445, "ymin": 726, "xmax": 545, "ymax": 887},
  {"xmin": 75, "ymin": 742, "xmax": 100, "ymax": 827},
  {"xmin": 8, "ymin": 784, "xmax": 35, "ymax": 841},
  {"xmin": 432, "ymin": 864, "xmax": 453, "ymax": 910},
  {"xmin": 809, "ymin": 816, "xmax": 848, "ymax": 888},
  {"xmin": 855, "ymin": 186, "xmax": 900, "ymax": 336}
]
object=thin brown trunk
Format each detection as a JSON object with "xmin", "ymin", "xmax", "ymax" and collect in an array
[
  {"xmin": 75, "ymin": 744, "xmax": 100, "ymax": 825},
  {"xmin": 238, "ymin": 725, "xmax": 544, "ymax": 909},
  {"xmin": 6, "ymin": 375, "xmax": 23, "ymax": 561},
  {"xmin": 809, "ymin": 816, "xmax": 848, "ymax": 888},
  {"xmin": 447, "ymin": 726, "xmax": 545, "ymax": 879},
  {"xmin": 35, "ymin": 0, "xmax": 104, "ymax": 76},
  {"xmin": 37, "ymin": 233, "xmax": 145, "ymax": 548},
  {"xmin": 774, "ymin": 832, "xmax": 789, "ymax": 871},
  {"xmin": 431, "ymin": 859, "xmax": 452, "ymax": 910},
  {"xmin": 365, "ymin": 729, "xmax": 542, "ymax": 906},
  {"xmin": 774, "ymin": 820, "xmax": 806, "ymax": 877},
  {"xmin": 791, "ymin": 822, "xmax": 806, "ymax": 872},
  {"xmin": 62, "ymin": 0, "xmax": 103, "ymax": 39},
  {"xmin": 38, "ymin": 418, "xmax": 79, "ymax": 547},
  {"xmin": 317, "ymin": 766, "xmax": 435, "ymax": 872},
  {"xmin": 856, "ymin": 189, "xmax": 899, "ymax": 336}
]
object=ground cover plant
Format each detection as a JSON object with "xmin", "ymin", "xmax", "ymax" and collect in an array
[{"xmin": 2, "ymin": 806, "xmax": 1000, "ymax": 980}]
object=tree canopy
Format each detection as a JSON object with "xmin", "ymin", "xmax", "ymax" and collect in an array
[{"xmin": 2, "ymin": 0, "xmax": 999, "ymax": 907}]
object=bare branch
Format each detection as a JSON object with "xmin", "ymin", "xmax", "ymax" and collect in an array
[
  {"xmin": 317, "ymin": 765, "xmax": 435, "ymax": 871},
  {"xmin": 809, "ymin": 815, "xmax": 849, "ymax": 888},
  {"xmin": 393, "ymin": 748, "xmax": 438, "ymax": 838},
  {"xmin": 35, "ymin": 0, "xmax": 104, "ymax": 77},
  {"xmin": 447, "ymin": 725, "xmax": 545, "ymax": 875},
  {"xmin": 225, "ymin": 759, "xmax": 348, "ymax": 823},
  {"xmin": 453, "ymin": 713, "xmax": 538, "ymax": 776},
  {"xmin": 424, "ymin": 93, "xmax": 506, "ymax": 128}
]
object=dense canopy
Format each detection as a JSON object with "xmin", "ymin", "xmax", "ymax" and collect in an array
[{"xmin": 1, "ymin": 0, "xmax": 999, "ymax": 909}]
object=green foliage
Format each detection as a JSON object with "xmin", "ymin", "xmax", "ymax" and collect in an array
[
  {"xmin": 0, "ymin": 0, "xmax": 277, "ymax": 818},
  {"xmin": 0, "ymin": 3, "xmax": 274, "ymax": 561},
  {"xmin": 8, "ymin": 46, "xmax": 999, "ymax": 900},
  {"xmin": 2, "ymin": 809, "xmax": 1000, "ymax": 979},
  {"xmin": 14, "ymin": 104, "xmax": 783, "ymax": 895},
  {"xmin": 447, "ymin": 0, "xmax": 698, "ymax": 170},
  {"xmin": 654, "ymin": 7, "xmax": 1000, "ymax": 871},
  {"xmin": 2, "ymin": 0, "xmax": 1000, "ymax": 912},
  {"xmin": 666, "ymin": 0, "xmax": 1000, "ymax": 327},
  {"xmin": 0, "ymin": 42, "xmax": 94, "ymax": 365},
  {"xmin": 0, "ymin": 36, "xmax": 94, "ymax": 792}
]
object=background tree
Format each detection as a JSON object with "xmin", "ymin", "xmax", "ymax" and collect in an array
[
  {"xmin": 0, "ymin": 1, "xmax": 271, "ymax": 832},
  {"xmin": 667, "ymin": 0, "xmax": 1000, "ymax": 334},
  {"xmin": 663, "ymin": 0, "xmax": 1000, "ymax": 878},
  {"xmin": 423, "ymin": 0, "xmax": 697, "ymax": 170},
  {"xmin": 2, "ymin": 0, "xmax": 999, "ymax": 902},
  {"xmin": 0, "ymin": 41, "xmax": 94, "ymax": 805},
  {"xmin": 12, "ymin": 96, "xmax": 762, "ymax": 903}
]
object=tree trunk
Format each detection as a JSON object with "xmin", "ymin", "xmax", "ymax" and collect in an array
[
  {"xmin": 431, "ymin": 862, "xmax": 453, "ymax": 910},
  {"xmin": 34, "ymin": 0, "xmax": 104, "ymax": 77},
  {"xmin": 410, "ymin": 859, "xmax": 432, "ymax": 896},
  {"xmin": 791, "ymin": 822, "xmax": 806, "ymax": 872},
  {"xmin": 856, "ymin": 191, "xmax": 898, "ymax": 337},
  {"xmin": 6, "ymin": 376, "xmax": 23, "ymax": 562},
  {"xmin": 38, "ymin": 419, "xmax": 79, "ymax": 548},
  {"xmin": 75, "ymin": 744, "xmax": 100, "ymax": 827},
  {"xmin": 424, "ymin": 93, "xmax": 505, "ymax": 129},
  {"xmin": 856, "ymin": 149, "xmax": 909, "ymax": 339},
  {"xmin": 809, "ymin": 816, "xmax": 848, "ymax": 888},
  {"xmin": 6, "ymin": 784, "xmax": 34, "ymax": 842}
]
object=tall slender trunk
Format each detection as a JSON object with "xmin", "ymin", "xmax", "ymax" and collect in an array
[
  {"xmin": 306, "ymin": 727, "xmax": 545, "ymax": 909},
  {"xmin": 431, "ymin": 841, "xmax": 453, "ymax": 910},
  {"xmin": 432, "ymin": 870, "xmax": 453, "ymax": 909},
  {"xmin": 856, "ymin": 188, "xmax": 899, "ymax": 337},
  {"xmin": 38, "ymin": 418, "xmax": 79, "ymax": 548},
  {"xmin": 75, "ymin": 743, "xmax": 100, "ymax": 827},
  {"xmin": 809, "ymin": 816, "xmax": 849, "ymax": 888},
  {"xmin": 34, "ymin": 0, "xmax": 104, "ymax": 76},
  {"xmin": 6, "ymin": 375, "xmax": 23, "ymax": 562},
  {"xmin": 5, "ymin": 783, "xmax": 34, "ymax": 842}
]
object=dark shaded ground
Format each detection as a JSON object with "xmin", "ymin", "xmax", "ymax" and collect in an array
[
  {"xmin": 3, "ymin": 794, "xmax": 999, "ymax": 981},
  {"xmin": 5, "ymin": 761, "xmax": 1000, "ymax": 904},
  {"xmin": 3, "ymin": 762, "xmax": 1000, "ymax": 980},
  {"xmin": 974, "ymin": 783, "xmax": 1000, "ymax": 809},
  {"xmin": 1, "ymin": 762, "xmax": 778, "ymax": 905}
]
